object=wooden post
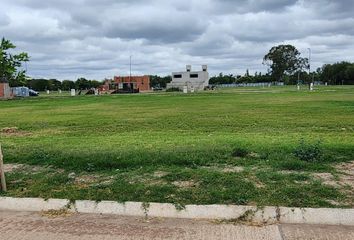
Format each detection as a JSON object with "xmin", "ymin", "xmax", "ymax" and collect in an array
[{"xmin": 0, "ymin": 143, "xmax": 7, "ymax": 192}]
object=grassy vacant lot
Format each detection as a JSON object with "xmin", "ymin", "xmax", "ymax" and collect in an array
[{"xmin": 1, "ymin": 86, "xmax": 353, "ymax": 208}]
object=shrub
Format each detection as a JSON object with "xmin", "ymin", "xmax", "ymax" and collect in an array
[
  {"xmin": 232, "ymin": 147, "xmax": 249, "ymax": 158},
  {"xmin": 293, "ymin": 139, "xmax": 323, "ymax": 162},
  {"xmin": 166, "ymin": 87, "xmax": 181, "ymax": 92}
]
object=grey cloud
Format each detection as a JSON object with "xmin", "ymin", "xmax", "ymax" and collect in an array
[
  {"xmin": 0, "ymin": 13, "xmax": 10, "ymax": 26},
  {"xmin": 304, "ymin": 0, "xmax": 354, "ymax": 19},
  {"xmin": 207, "ymin": 0, "xmax": 298, "ymax": 14},
  {"xmin": 0, "ymin": 0, "xmax": 353, "ymax": 79}
]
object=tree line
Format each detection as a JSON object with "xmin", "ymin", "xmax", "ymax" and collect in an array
[
  {"xmin": 26, "ymin": 76, "xmax": 173, "ymax": 91},
  {"xmin": 210, "ymin": 70, "xmax": 317, "ymax": 85},
  {"xmin": 26, "ymin": 78, "xmax": 102, "ymax": 91},
  {"xmin": 210, "ymin": 72, "xmax": 273, "ymax": 85},
  {"xmin": 210, "ymin": 43, "xmax": 353, "ymax": 85},
  {"xmin": 320, "ymin": 62, "xmax": 354, "ymax": 85}
]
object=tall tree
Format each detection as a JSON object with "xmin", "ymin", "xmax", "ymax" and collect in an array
[
  {"xmin": 0, "ymin": 38, "xmax": 29, "ymax": 86},
  {"xmin": 263, "ymin": 44, "xmax": 308, "ymax": 82},
  {"xmin": 48, "ymin": 79, "xmax": 62, "ymax": 91},
  {"xmin": 320, "ymin": 62, "xmax": 354, "ymax": 85},
  {"xmin": 27, "ymin": 79, "xmax": 50, "ymax": 91},
  {"xmin": 75, "ymin": 77, "xmax": 90, "ymax": 90},
  {"xmin": 61, "ymin": 80, "xmax": 76, "ymax": 90}
]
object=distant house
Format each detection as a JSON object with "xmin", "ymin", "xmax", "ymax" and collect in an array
[
  {"xmin": 0, "ymin": 78, "xmax": 12, "ymax": 99},
  {"xmin": 114, "ymin": 76, "xmax": 150, "ymax": 92},
  {"xmin": 99, "ymin": 76, "xmax": 150, "ymax": 93},
  {"xmin": 167, "ymin": 65, "xmax": 210, "ymax": 91}
]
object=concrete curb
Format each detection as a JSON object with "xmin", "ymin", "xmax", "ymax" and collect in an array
[
  {"xmin": 0, "ymin": 197, "xmax": 353, "ymax": 225},
  {"xmin": 0, "ymin": 197, "xmax": 70, "ymax": 212}
]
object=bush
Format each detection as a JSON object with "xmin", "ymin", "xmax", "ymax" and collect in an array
[
  {"xmin": 293, "ymin": 139, "xmax": 323, "ymax": 162},
  {"xmin": 166, "ymin": 87, "xmax": 181, "ymax": 92},
  {"xmin": 232, "ymin": 147, "xmax": 249, "ymax": 158}
]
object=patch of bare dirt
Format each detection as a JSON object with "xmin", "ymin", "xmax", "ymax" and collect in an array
[
  {"xmin": 221, "ymin": 166, "xmax": 244, "ymax": 173},
  {"xmin": 3, "ymin": 163, "xmax": 25, "ymax": 173},
  {"xmin": 3, "ymin": 163, "xmax": 48, "ymax": 173},
  {"xmin": 202, "ymin": 165, "xmax": 244, "ymax": 173},
  {"xmin": 3, "ymin": 163, "xmax": 60, "ymax": 175},
  {"xmin": 312, "ymin": 161, "xmax": 354, "ymax": 206},
  {"xmin": 312, "ymin": 172, "xmax": 339, "ymax": 187},
  {"xmin": 326, "ymin": 199, "xmax": 343, "ymax": 206},
  {"xmin": 247, "ymin": 175, "xmax": 265, "ymax": 189},
  {"xmin": 74, "ymin": 174, "xmax": 114, "ymax": 188},
  {"xmin": 127, "ymin": 173, "xmax": 168, "ymax": 186},
  {"xmin": 312, "ymin": 161, "xmax": 354, "ymax": 190},
  {"xmin": 280, "ymin": 170, "xmax": 305, "ymax": 175},
  {"xmin": 1, "ymin": 127, "xmax": 31, "ymax": 137},
  {"xmin": 153, "ymin": 171, "xmax": 169, "ymax": 178},
  {"xmin": 247, "ymin": 152, "xmax": 260, "ymax": 158},
  {"xmin": 172, "ymin": 180, "xmax": 199, "ymax": 188},
  {"xmin": 336, "ymin": 161, "xmax": 354, "ymax": 189}
]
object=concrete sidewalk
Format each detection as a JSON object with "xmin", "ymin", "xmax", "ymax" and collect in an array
[{"xmin": 0, "ymin": 211, "xmax": 353, "ymax": 240}]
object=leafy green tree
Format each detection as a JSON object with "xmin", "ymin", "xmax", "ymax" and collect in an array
[
  {"xmin": 89, "ymin": 80, "xmax": 102, "ymax": 88},
  {"xmin": 263, "ymin": 44, "xmax": 308, "ymax": 82},
  {"xmin": 209, "ymin": 73, "xmax": 236, "ymax": 85},
  {"xmin": 27, "ymin": 79, "xmax": 50, "ymax": 91},
  {"xmin": 48, "ymin": 79, "xmax": 62, "ymax": 91},
  {"xmin": 345, "ymin": 65, "xmax": 354, "ymax": 84},
  {"xmin": 61, "ymin": 80, "xmax": 76, "ymax": 90},
  {"xmin": 149, "ymin": 75, "xmax": 172, "ymax": 88},
  {"xmin": 0, "ymin": 38, "xmax": 30, "ymax": 86},
  {"xmin": 320, "ymin": 62, "xmax": 354, "ymax": 85},
  {"xmin": 75, "ymin": 77, "xmax": 90, "ymax": 90}
]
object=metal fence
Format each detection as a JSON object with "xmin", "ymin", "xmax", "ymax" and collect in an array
[{"xmin": 213, "ymin": 82, "xmax": 284, "ymax": 88}]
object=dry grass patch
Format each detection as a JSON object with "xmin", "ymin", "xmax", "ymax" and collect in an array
[
  {"xmin": 312, "ymin": 173, "xmax": 339, "ymax": 187},
  {"xmin": 172, "ymin": 180, "xmax": 199, "ymax": 188},
  {"xmin": 127, "ymin": 173, "xmax": 168, "ymax": 186},
  {"xmin": 41, "ymin": 209, "xmax": 73, "ymax": 218},
  {"xmin": 3, "ymin": 163, "xmax": 25, "ymax": 173},
  {"xmin": 73, "ymin": 174, "xmax": 114, "ymax": 188},
  {"xmin": 312, "ymin": 161, "xmax": 354, "ymax": 190},
  {"xmin": 201, "ymin": 165, "xmax": 244, "ymax": 173},
  {"xmin": 153, "ymin": 171, "xmax": 169, "ymax": 178},
  {"xmin": 3, "ymin": 163, "xmax": 48, "ymax": 174},
  {"xmin": 1, "ymin": 127, "xmax": 31, "ymax": 137},
  {"xmin": 336, "ymin": 161, "xmax": 354, "ymax": 189}
]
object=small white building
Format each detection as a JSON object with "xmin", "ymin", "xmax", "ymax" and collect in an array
[{"xmin": 167, "ymin": 65, "xmax": 209, "ymax": 91}]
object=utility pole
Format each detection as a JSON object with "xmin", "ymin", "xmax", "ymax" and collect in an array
[
  {"xmin": 308, "ymin": 48, "xmax": 314, "ymax": 91},
  {"xmin": 308, "ymin": 48, "xmax": 311, "ymax": 76},
  {"xmin": 0, "ymin": 144, "xmax": 7, "ymax": 192},
  {"xmin": 129, "ymin": 55, "xmax": 132, "ymax": 82}
]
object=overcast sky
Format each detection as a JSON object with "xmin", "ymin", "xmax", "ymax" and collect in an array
[{"xmin": 1, "ymin": 0, "xmax": 354, "ymax": 80}]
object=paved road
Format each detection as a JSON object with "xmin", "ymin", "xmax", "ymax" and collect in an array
[{"xmin": 0, "ymin": 211, "xmax": 353, "ymax": 240}]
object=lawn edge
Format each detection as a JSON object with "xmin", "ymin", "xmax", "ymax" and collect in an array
[{"xmin": 1, "ymin": 197, "xmax": 353, "ymax": 225}]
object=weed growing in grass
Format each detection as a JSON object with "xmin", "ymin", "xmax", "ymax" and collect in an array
[
  {"xmin": 232, "ymin": 147, "xmax": 249, "ymax": 158},
  {"xmin": 293, "ymin": 139, "xmax": 323, "ymax": 162}
]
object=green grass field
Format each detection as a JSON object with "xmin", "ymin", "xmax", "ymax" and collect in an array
[{"xmin": 1, "ymin": 86, "xmax": 353, "ymax": 208}]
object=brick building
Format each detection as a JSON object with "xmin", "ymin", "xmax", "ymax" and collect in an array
[
  {"xmin": 0, "ymin": 78, "xmax": 12, "ymax": 99},
  {"xmin": 113, "ymin": 76, "xmax": 150, "ymax": 92}
]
